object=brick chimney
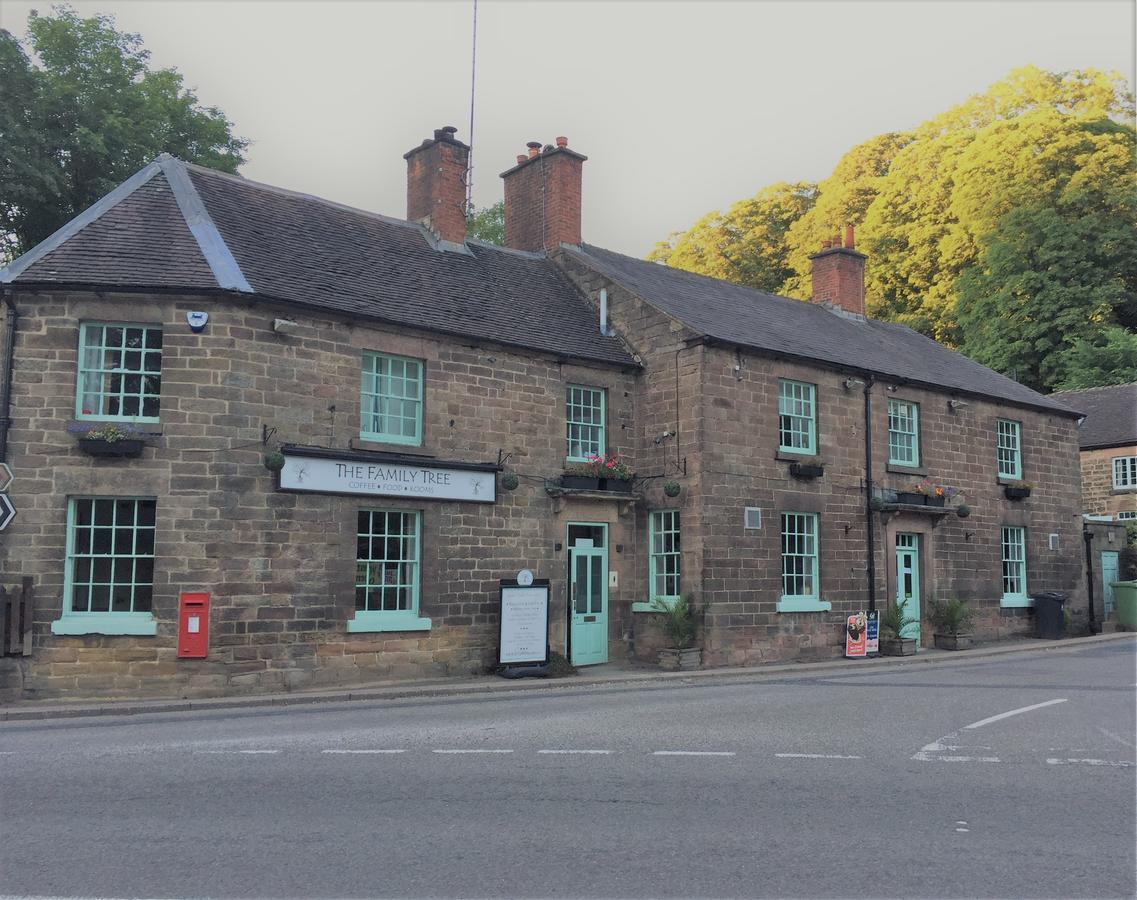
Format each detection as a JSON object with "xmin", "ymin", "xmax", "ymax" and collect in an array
[
  {"xmin": 404, "ymin": 126, "xmax": 470, "ymax": 245},
  {"xmin": 500, "ymin": 136, "xmax": 587, "ymax": 252},
  {"xmin": 810, "ymin": 225, "xmax": 867, "ymax": 317}
]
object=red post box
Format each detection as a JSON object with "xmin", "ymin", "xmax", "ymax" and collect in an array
[{"xmin": 177, "ymin": 592, "xmax": 210, "ymax": 658}]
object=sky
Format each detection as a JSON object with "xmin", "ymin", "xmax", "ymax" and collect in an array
[{"xmin": 1, "ymin": 0, "xmax": 1134, "ymax": 256}]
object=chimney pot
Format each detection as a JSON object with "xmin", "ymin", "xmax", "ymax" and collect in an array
[
  {"xmin": 821, "ymin": 239, "xmax": 832, "ymax": 250},
  {"xmin": 844, "ymin": 224, "xmax": 855, "ymax": 249},
  {"xmin": 526, "ymin": 141, "xmax": 542, "ymax": 158},
  {"xmin": 556, "ymin": 136, "xmax": 568, "ymax": 148},
  {"xmin": 516, "ymin": 154, "xmax": 527, "ymax": 164}
]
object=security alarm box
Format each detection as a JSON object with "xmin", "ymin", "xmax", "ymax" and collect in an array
[{"xmin": 177, "ymin": 592, "xmax": 210, "ymax": 658}]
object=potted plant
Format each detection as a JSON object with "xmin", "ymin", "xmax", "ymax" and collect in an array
[
  {"xmin": 663, "ymin": 480, "xmax": 681, "ymax": 498},
  {"xmin": 561, "ymin": 464, "xmax": 600, "ymax": 491},
  {"xmin": 69, "ymin": 422, "xmax": 146, "ymax": 458},
  {"xmin": 501, "ymin": 472, "xmax": 520, "ymax": 491},
  {"xmin": 263, "ymin": 450, "xmax": 286, "ymax": 472},
  {"xmin": 1110, "ymin": 545, "xmax": 1137, "ymax": 630},
  {"xmin": 929, "ymin": 598, "xmax": 976, "ymax": 650},
  {"xmin": 650, "ymin": 594, "xmax": 702, "ymax": 670},
  {"xmin": 1003, "ymin": 480, "xmax": 1033, "ymax": 501},
  {"xmin": 591, "ymin": 452, "xmax": 635, "ymax": 492},
  {"xmin": 879, "ymin": 598, "xmax": 919, "ymax": 656}
]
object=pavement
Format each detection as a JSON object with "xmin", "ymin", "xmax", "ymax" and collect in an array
[
  {"xmin": 2, "ymin": 631, "xmax": 1133, "ymax": 722},
  {"xmin": 1, "ymin": 636, "xmax": 1133, "ymax": 898}
]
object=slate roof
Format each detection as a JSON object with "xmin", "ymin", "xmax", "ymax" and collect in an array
[
  {"xmin": 1, "ymin": 157, "xmax": 634, "ymax": 368},
  {"xmin": 564, "ymin": 244, "xmax": 1079, "ymax": 417},
  {"xmin": 1050, "ymin": 383, "xmax": 1137, "ymax": 449}
]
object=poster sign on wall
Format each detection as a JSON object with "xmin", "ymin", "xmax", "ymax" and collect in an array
[{"xmin": 499, "ymin": 580, "xmax": 550, "ymax": 666}]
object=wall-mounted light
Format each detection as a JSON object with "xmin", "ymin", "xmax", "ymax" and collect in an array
[
  {"xmin": 843, "ymin": 377, "xmax": 865, "ymax": 390},
  {"xmin": 273, "ymin": 318, "xmax": 300, "ymax": 335},
  {"xmin": 948, "ymin": 399, "xmax": 970, "ymax": 412},
  {"xmin": 886, "ymin": 385, "xmax": 899, "ymax": 393}
]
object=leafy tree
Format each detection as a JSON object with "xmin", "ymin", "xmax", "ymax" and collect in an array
[
  {"xmin": 1055, "ymin": 327, "xmax": 1137, "ymax": 390},
  {"xmin": 0, "ymin": 5, "xmax": 247, "ymax": 262},
  {"xmin": 648, "ymin": 182, "xmax": 816, "ymax": 294},
  {"xmin": 466, "ymin": 200, "xmax": 503, "ymax": 245}
]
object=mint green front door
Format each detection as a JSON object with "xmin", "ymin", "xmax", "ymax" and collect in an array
[
  {"xmin": 896, "ymin": 533, "xmax": 921, "ymax": 647},
  {"xmin": 1102, "ymin": 551, "xmax": 1119, "ymax": 619},
  {"xmin": 569, "ymin": 524, "xmax": 608, "ymax": 666}
]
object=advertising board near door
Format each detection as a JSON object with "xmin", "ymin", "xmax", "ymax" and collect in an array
[{"xmin": 845, "ymin": 612, "xmax": 867, "ymax": 658}]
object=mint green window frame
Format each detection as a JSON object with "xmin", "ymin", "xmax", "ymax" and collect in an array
[
  {"xmin": 349, "ymin": 509, "xmax": 429, "ymax": 632},
  {"xmin": 52, "ymin": 497, "xmax": 158, "ymax": 636},
  {"xmin": 778, "ymin": 512, "xmax": 831, "ymax": 612},
  {"xmin": 649, "ymin": 510, "xmax": 681, "ymax": 604},
  {"xmin": 997, "ymin": 419, "xmax": 1022, "ymax": 480},
  {"xmin": 1001, "ymin": 525, "xmax": 1029, "ymax": 607},
  {"xmin": 1112, "ymin": 456, "xmax": 1137, "ymax": 489},
  {"xmin": 778, "ymin": 380, "xmax": 816, "ymax": 454},
  {"xmin": 76, "ymin": 323, "xmax": 163, "ymax": 422},
  {"xmin": 888, "ymin": 399, "xmax": 920, "ymax": 466},
  {"xmin": 361, "ymin": 352, "xmax": 423, "ymax": 446},
  {"xmin": 566, "ymin": 385, "xmax": 606, "ymax": 461}
]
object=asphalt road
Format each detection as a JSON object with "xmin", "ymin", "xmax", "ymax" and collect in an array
[{"xmin": 1, "ymin": 639, "xmax": 1134, "ymax": 899}]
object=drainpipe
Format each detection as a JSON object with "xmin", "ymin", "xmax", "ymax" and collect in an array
[
  {"xmin": 0, "ymin": 289, "xmax": 18, "ymax": 464},
  {"xmin": 863, "ymin": 376, "xmax": 877, "ymax": 612},
  {"xmin": 1083, "ymin": 528, "xmax": 1099, "ymax": 634}
]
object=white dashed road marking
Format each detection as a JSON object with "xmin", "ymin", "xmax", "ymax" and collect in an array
[
  {"xmin": 1046, "ymin": 758, "xmax": 1135, "ymax": 768},
  {"xmin": 775, "ymin": 753, "xmax": 863, "ymax": 760},
  {"xmin": 538, "ymin": 749, "xmax": 613, "ymax": 755},
  {"xmin": 963, "ymin": 698, "xmax": 1067, "ymax": 730},
  {"xmin": 322, "ymin": 749, "xmax": 406, "ymax": 754},
  {"xmin": 653, "ymin": 750, "xmax": 735, "ymax": 757},
  {"xmin": 199, "ymin": 749, "xmax": 281, "ymax": 755},
  {"xmin": 432, "ymin": 748, "xmax": 514, "ymax": 754}
]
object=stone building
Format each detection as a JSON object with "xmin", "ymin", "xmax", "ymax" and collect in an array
[
  {"xmin": 0, "ymin": 127, "xmax": 1086, "ymax": 700},
  {"xmin": 1051, "ymin": 383, "xmax": 1137, "ymax": 523}
]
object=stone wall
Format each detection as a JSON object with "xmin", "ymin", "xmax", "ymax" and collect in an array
[
  {"xmin": 1079, "ymin": 445, "xmax": 1137, "ymax": 518},
  {"xmin": 0, "ymin": 289, "xmax": 639, "ymax": 699}
]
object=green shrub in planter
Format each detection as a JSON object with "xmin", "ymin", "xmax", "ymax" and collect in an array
[
  {"xmin": 663, "ymin": 480, "xmax": 681, "ymax": 498},
  {"xmin": 263, "ymin": 450, "xmax": 286, "ymax": 472},
  {"xmin": 501, "ymin": 472, "xmax": 520, "ymax": 491}
]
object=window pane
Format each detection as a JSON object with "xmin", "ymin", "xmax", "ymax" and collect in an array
[
  {"xmin": 781, "ymin": 513, "xmax": 819, "ymax": 599},
  {"xmin": 356, "ymin": 510, "xmax": 421, "ymax": 617},
  {"xmin": 66, "ymin": 498, "xmax": 157, "ymax": 619},
  {"xmin": 778, "ymin": 381, "xmax": 815, "ymax": 453},
  {"xmin": 361, "ymin": 353, "xmax": 423, "ymax": 445},
  {"xmin": 566, "ymin": 385, "xmax": 605, "ymax": 459},
  {"xmin": 77, "ymin": 323, "xmax": 162, "ymax": 421},
  {"xmin": 649, "ymin": 510, "xmax": 681, "ymax": 601},
  {"xmin": 888, "ymin": 400, "xmax": 919, "ymax": 465}
]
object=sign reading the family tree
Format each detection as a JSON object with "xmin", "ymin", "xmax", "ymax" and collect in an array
[{"xmin": 278, "ymin": 452, "xmax": 496, "ymax": 503}]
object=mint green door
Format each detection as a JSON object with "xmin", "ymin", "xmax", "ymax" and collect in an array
[
  {"xmin": 896, "ymin": 533, "xmax": 921, "ymax": 647},
  {"xmin": 1102, "ymin": 551, "xmax": 1119, "ymax": 619},
  {"xmin": 569, "ymin": 525, "xmax": 608, "ymax": 666}
]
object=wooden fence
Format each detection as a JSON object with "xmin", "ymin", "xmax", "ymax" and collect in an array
[{"xmin": 1, "ymin": 577, "xmax": 33, "ymax": 656}]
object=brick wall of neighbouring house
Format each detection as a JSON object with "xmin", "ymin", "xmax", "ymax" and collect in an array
[
  {"xmin": 1079, "ymin": 445, "xmax": 1137, "ymax": 518},
  {"xmin": 686, "ymin": 345, "xmax": 1085, "ymax": 666},
  {"xmin": 0, "ymin": 289, "xmax": 640, "ymax": 700}
]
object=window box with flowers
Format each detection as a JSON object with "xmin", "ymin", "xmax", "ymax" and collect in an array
[
  {"xmin": 895, "ymin": 479, "xmax": 957, "ymax": 507},
  {"xmin": 1003, "ymin": 480, "xmax": 1033, "ymax": 501},
  {"xmin": 69, "ymin": 423, "xmax": 147, "ymax": 458},
  {"xmin": 561, "ymin": 453, "xmax": 635, "ymax": 492}
]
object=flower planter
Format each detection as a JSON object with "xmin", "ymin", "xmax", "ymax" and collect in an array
[
  {"xmin": 895, "ymin": 491, "xmax": 924, "ymax": 506},
  {"xmin": 789, "ymin": 462, "xmax": 825, "ymax": 480},
  {"xmin": 1004, "ymin": 486, "xmax": 1031, "ymax": 501},
  {"xmin": 933, "ymin": 633, "xmax": 974, "ymax": 651},
  {"xmin": 561, "ymin": 475, "xmax": 600, "ymax": 490},
  {"xmin": 78, "ymin": 438, "xmax": 144, "ymax": 458},
  {"xmin": 600, "ymin": 478, "xmax": 633, "ymax": 493},
  {"xmin": 879, "ymin": 637, "xmax": 917, "ymax": 656},
  {"xmin": 658, "ymin": 647, "xmax": 701, "ymax": 671},
  {"xmin": 925, "ymin": 495, "xmax": 946, "ymax": 508}
]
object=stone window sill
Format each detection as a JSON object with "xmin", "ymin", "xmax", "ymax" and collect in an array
[
  {"xmin": 887, "ymin": 463, "xmax": 927, "ymax": 476},
  {"xmin": 775, "ymin": 450, "xmax": 820, "ymax": 463},
  {"xmin": 776, "ymin": 597, "xmax": 832, "ymax": 613},
  {"xmin": 67, "ymin": 419, "xmax": 163, "ymax": 436},
  {"xmin": 51, "ymin": 612, "xmax": 158, "ymax": 636},
  {"xmin": 632, "ymin": 599, "xmax": 679, "ymax": 613},
  {"xmin": 351, "ymin": 437, "xmax": 428, "ymax": 455},
  {"xmin": 999, "ymin": 595, "xmax": 1033, "ymax": 609},
  {"xmin": 998, "ymin": 477, "xmax": 1027, "ymax": 486},
  {"xmin": 1111, "ymin": 487, "xmax": 1137, "ymax": 495},
  {"xmin": 347, "ymin": 611, "xmax": 432, "ymax": 633}
]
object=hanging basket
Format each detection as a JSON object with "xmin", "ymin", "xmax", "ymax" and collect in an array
[
  {"xmin": 663, "ymin": 480, "xmax": 681, "ymax": 498},
  {"xmin": 263, "ymin": 450, "xmax": 286, "ymax": 472},
  {"xmin": 501, "ymin": 473, "xmax": 520, "ymax": 491}
]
